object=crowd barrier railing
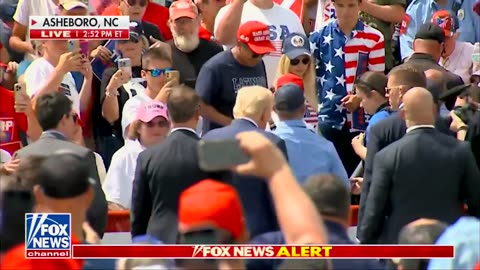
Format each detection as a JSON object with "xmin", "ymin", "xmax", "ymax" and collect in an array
[{"xmin": 105, "ymin": 205, "xmax": 468, "ymax": 233}]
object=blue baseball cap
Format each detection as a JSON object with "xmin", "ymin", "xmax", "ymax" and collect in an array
[
  {"xmin": 282, "ymin": 32, "xmax": 311, "ymax": 60},
  {"xmin": 274, "ymin": 83, "xmax": 305, "ymax": 111}
]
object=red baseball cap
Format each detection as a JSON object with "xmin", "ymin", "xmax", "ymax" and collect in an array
[
  {"xmin": 178, "ymin": 179, "xmax": 247, "ymax": 241},
  {"xmin": 237, "ymin": 21, "xmax": 275, "ymax": 55},
  {"xmin": 275, "ymin": 73, "xmax": 304, "ymax": 90},
  {"xmin": 169, "ymin": 0, "xmax": 198, "ymax": 20},
  {"xmin": 431, "ymin": 10, "xmax": 457, "ymax": 37}
]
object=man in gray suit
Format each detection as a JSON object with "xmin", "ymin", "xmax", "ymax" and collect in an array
[
  {"xmin": 14, "ymin": 93, "xmax": 108, "ymax": 236},
  {"xmin": 360, "ymin": 88, "xmax": 480, "ymax": 244}
]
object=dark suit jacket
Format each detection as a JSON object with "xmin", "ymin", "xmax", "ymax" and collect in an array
[
  {"xmin": 390, "ymin": 53, "xmax": 464, "ymax": 108},
  {"xmin": 357, "ymin": 112, "xmax": 451, "ymax": 241},
  {"xmin": 131, "ymin": 129, "xmax": 210, "ymax": 244},
  {"xmin": 202, "ymin": 119, "xmax": 288, "ymax": 237},
  {"xmin": 360, "ymin": 128, "xmax": 480, "ymax": 244},
  {"xmin": 14, "ymin": 131, "xmax": 108, "ymax": 236}
]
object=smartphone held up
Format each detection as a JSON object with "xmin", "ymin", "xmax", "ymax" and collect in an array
[
  {"xmin": 197, "ymin": 139, "xmax": 250, "ymax": 172},
  {"xmin": 118, "ymin": 58, "xmax": 132, "ymax": 78},
  {"xmin": 14, "ymin": 83, "xmax": 28, "ymax": 113},
  {"xmin": 165, "ymin": 70, "xmax": 180, "ymax": 85}
]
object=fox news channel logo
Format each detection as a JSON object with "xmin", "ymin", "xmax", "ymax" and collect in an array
[{"xmin": 25, "ymin": 213, "xmax": 72, "ymax": 258}]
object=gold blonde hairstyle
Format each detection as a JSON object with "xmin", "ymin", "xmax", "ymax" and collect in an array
[
  {"xmin": 276, "ymin": 54, "xmax": 318, "ymax": 110},
  {"xmin": 233, "ymin": 86, "xmax": 274, "ymax": 119}
]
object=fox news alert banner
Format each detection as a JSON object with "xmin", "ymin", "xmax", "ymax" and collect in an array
[
  {"xmin": 25, "ymin": 213, "xmax": 454, "ymax": 260},
  {"xmin": 29, "ymin": 16, "xmax": 130, "ymax": 40},
  {"xmin": 71, "ymin": 245, "xmax": 454, "ymax": 259}
]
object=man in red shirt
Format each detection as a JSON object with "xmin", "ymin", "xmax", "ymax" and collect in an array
[{"xmin": 0, "ymin": 85, "xmax": 41, "ymax": 159}]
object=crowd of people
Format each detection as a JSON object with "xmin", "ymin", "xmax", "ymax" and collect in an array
[{"xmin": 1, "ymin": 0, "xmax": 480, "ymax": 269}]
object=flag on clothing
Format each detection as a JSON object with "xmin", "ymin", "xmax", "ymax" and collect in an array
[{"xmin": 309, "ymin": 20, "xmax": 385, "ymax": 132}]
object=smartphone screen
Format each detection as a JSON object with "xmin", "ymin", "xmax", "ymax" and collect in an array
[
  {"xmin": 198, "ymin": 140, "xmax": 250, "ymax": 172},
  {"xmin": 118, "ymin": 58, "xmax": 132, "ymax": 78},
  {"xmin": 79, "ymin": 40, "xmax": 89, "ymax": 58}
]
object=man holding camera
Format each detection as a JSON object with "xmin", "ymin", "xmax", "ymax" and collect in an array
[{"xmin": 445, "ymin": 84, "xmax": 480, "ymax": 169}]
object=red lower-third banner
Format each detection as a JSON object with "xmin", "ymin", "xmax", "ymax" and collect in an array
[{"xmin": 72, "ymin": 245, "xmax": 454, "ymax": 259}]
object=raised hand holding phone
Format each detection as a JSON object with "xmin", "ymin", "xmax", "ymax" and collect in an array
[{"xmin": 14, "ymin": 83, "xmax": 29, "ymax": 113}]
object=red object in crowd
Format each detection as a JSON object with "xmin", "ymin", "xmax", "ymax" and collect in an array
[
  {"xmin": 275, "ymin": 73, "xmax": 305, "ymax": 90},
  {"xmin": 143, "ymin": 1, "xmax": 173, "ymax": 41},
  {"xmin": 101, "ymin": 1, "xmax": 172, "ymax": 41},
  {"xmin": 0, "ymin": 86, "xmax": 28, "ymax": 156},
  {"xmin": 198, "ymin": 25, "xmax": 214, "ymax": 41},
  {"xmin": 475, "ymin": 261, "xmax": 480, "ymax": 270},
  {"xmin": 0, "ymin": 236, "xmax": 83, "ymax": 270}
]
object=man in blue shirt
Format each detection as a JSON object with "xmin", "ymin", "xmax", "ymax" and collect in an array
[
  {"xmin": 400, "ymin": 0, "xmax": 480, "ymax": 60},
  {"xmin": 272, "ymin": 83, "xmax": 348, "ymax": 185}
]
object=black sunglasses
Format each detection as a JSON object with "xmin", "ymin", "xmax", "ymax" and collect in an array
[
  {"xmin": 290, "ymin": 58, "xmax": 310, "ymax": 66},
  {"xmin": 125, "ymin": 0, "xmax": 147, "ymax": 7}
]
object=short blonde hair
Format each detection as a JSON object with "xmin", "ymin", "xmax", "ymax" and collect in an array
[{"xmin": 233, "ymin": 86, "xmax": 273, "ymax": 119}]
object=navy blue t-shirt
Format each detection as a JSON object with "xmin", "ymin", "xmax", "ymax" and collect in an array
[{"xmin": 195, "ymin": 49, "xmax": 268, "ymax": 134}]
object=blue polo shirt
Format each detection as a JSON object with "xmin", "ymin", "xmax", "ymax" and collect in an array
[
  {"xmin": 273, "ymin": 119, "xmax": 349, "ymax": 186},
  {"xmin": 400, "ymin": 0, "xmax": 480, "ymax": 60}
]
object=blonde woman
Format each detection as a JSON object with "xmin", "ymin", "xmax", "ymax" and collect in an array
[{"xmin": 273, "ymin": 32, "xmax": 318, "ymax": 132}]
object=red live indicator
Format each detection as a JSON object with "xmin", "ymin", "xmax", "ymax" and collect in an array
[{"xmin": 30, "ymin": 29, "xmax": 129, "ymax": 40}]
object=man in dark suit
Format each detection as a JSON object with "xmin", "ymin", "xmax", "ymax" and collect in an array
[
  {"xmin": 14, "ymin": 93, "xmax": 108, "ymax": 237},
  {"xmin": 360, "ymin": 88, "xmax": 480, "ymax": 244},
  {"xmin": 391, "ymin": 22, "xmax": 464, "ymax": 108},
  {"xmin": 131, "ymin": 85, "xmax": 209, "ymax": 244},
  {"xmin": 357, "ymin": 67, "xmax": 454, "ymax": 241},
  {"xmin": 203, "ymin": 86, "xmax": 287, "ymax": 238}
]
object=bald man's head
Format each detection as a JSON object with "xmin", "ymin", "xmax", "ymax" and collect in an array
[
  {"xmin": 424, "ymin": 69, "xmax": 446, "ymax": 104},
  {"xmin": 401, "ymin": 87, "xmax": 436, "ymax": 126}
]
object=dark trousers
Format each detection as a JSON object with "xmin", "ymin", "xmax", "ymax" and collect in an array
[{"xmin": 319, "ymin": 124, "xmax": 360, "ymax": 177}]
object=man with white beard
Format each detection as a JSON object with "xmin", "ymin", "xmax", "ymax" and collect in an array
[{"xmin": 167, "ymin": 0, "xmax": 223, "ymax": 89}]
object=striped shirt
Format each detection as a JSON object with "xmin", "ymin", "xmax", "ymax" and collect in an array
[{"xmin": 309, "ymin": 20, "xmax": 385, "ymax": 131}]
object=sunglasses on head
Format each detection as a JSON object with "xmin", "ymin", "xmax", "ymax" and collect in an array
[
  {"xmin": 144, "ymin": 68, "xmax": 172, "ymax": 77},
  {"xmin": 290, "ymin": 57, "xmax": 310, "ymax": 66},
  {"xmin": 125, "ymin": 0, "xmax": 147, "ymax": 7},
  {"xmin": 146, "ymin": 119, "xmax": 169, "ymax": 128}
]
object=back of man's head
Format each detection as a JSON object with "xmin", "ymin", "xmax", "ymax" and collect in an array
[
  {"xmin": 424, "ymin": 69, "xmax": 446, "ymax": 105},
  {"xmin": 397, "ymin": 219, "xmax": 448, "ymax": 270},
  {"xmin": 389, "ymin": 67, "xmax": 427, "ymax": 90},
  {"xmin": 167, "ymin": 85, "xmax": 200, "ymax": 124},
  {"xmin": 413, "ymin": 23, "xmax": 445, "ymax": 62},
  {"xmin": 233, "ymin": 86, "xmax": 273, "ymax": 121},
  {"xmin": 35, "ymin": 92, "xmax": 73, "ymax": 131},
  {"xmin": 402, "ymin": 87, "xmax": 436, "ymax": 126},
  {"xmin": 303, "ymin": 174, "xmax": 350, "ymax": 223}
]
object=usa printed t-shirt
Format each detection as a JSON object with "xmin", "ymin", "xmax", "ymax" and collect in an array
[
  {"xmin": 24, "ymin": 58, "xmax": 80, "ymax": 113},
  {"xmin": 309, "ymin": 20, "xmax": 385, "ymax": 132},
  {"xmin": 214, "ymin": 1, "xmax": 305, "ymax": 87},
  {"xmin": 196, "ymin": 50, "xmax": 268, "ymax": 133},
  {"xmin": 0, "ymin": 87, "xmax": 28, "ymax": 156}
]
